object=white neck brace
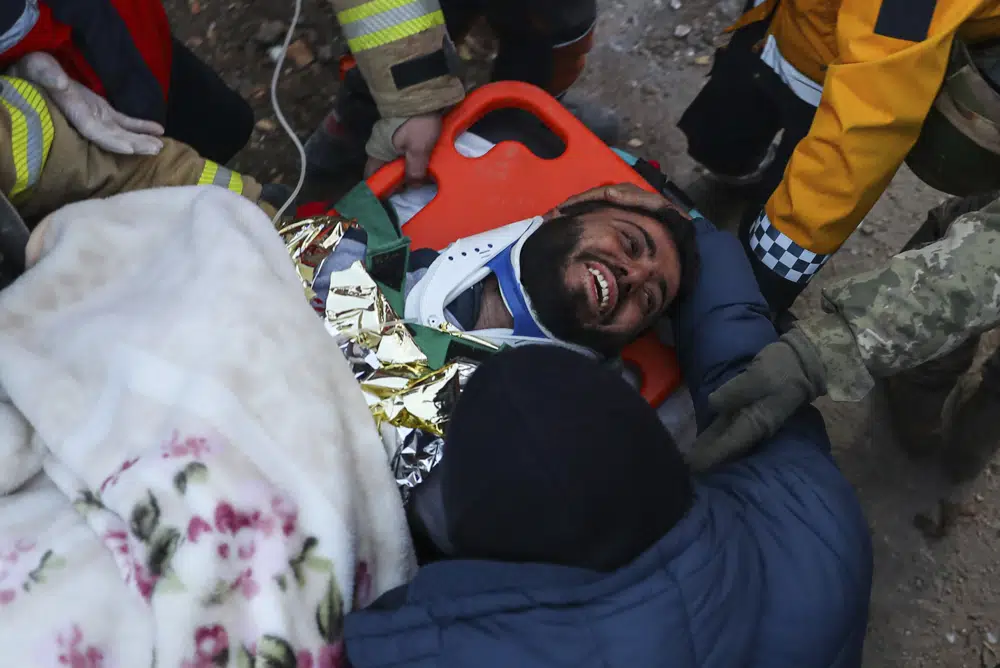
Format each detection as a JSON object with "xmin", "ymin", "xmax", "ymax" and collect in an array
[{"xmin": 404, "ymin": 218, "xmax": 597, "ymax": 358}]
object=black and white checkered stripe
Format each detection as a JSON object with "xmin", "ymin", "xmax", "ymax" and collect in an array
[{"xmin": 748, "ymin": 213, "xmax": 830, "ymax": 284}]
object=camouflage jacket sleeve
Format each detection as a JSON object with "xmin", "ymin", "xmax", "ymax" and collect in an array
[
  {"xmin": 330, "ymin": 0, "xmax": 465, "ymax": 119},
  {"xmin": 798, "ymin": 197, "xmax": 1000, "ymax": 401}
]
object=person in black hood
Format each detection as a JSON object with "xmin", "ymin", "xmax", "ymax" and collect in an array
[{"xmin": 439, "ymin": 345, "xmax": 693, "ymax": 571}]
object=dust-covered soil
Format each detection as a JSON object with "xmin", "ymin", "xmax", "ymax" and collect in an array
[{"xmin": 163, "ymin": 0, "xmax": 1000, "ymax": 664}]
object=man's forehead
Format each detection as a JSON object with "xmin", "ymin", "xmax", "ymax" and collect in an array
[{"xmin": 574, "ymin": 205, "xmax": 666, "ymax": 232}]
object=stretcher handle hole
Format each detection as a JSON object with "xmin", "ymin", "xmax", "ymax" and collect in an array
[{"xmin": 465, "ymin": 108, "xmax": 567, "ymax": 160}]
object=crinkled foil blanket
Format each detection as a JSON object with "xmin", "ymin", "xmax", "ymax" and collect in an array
[{"xmin": 277, "ymin": 215, "xmax": 492, "ymax": 503}]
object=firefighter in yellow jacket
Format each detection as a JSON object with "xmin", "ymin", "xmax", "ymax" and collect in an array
[
  {"xmin": 0, "ymin": 68, "xmax": 273, "ymax": 287},
  {"xmin": 678, "ymin": 0, "xmax": 1000, "ymax": 314},
  {"xmin": 0, "ymin": 74, "xmax": 266, "ymax": 219}
]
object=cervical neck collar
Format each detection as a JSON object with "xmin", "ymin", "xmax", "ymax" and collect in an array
[{"xmin": 405, "ymin": 218, "xmax": 596, "ymax": 357}]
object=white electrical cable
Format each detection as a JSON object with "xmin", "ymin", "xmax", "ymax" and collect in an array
[{"xmin": 270, "ymin": 0, "xmax": 308, "ymax": 224}]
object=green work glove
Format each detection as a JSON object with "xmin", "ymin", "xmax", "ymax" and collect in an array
[{"xmin": 688, "ymin": 327, "xmax": 828, "ymax": 472}]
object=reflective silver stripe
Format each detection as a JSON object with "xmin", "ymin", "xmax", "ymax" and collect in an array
[
  {"xmin": 0, "ymin": 1, "xmax": 39, "ymax": 55},
  {"xmin": 552, "ymin": 20, "xmax": 596, "ymax": 49},
  {"xmin": 197, "ymin": 160, "xmax": 243, "ymax": 193},
  {"xmin": 759, "ymin": 35, "xmax": 823, "ymax": 108},
  {"xmin": 340, "ymin": 0, "xmax": 439, "ymax": 42},
  {"xmin": 212, "ymin": 165, "xmax": 233, "ymax": 188},
  {"xmin": 0, "ymin": 76, "xmax": 52, "ymax": 197}
]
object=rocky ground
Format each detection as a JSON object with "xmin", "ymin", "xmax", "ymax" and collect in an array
[{"xmin": 163, "ymin": 0, "xmax": 1000, "ymax": 664}]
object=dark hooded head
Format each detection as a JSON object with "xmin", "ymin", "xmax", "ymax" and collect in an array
[
  {"xmin": 441, "ymin": 345, "xmax": 694, "ymax": 572},
  {"xmin": 518, "ymin": 200, "xmax": 699, "ymax": 356}
]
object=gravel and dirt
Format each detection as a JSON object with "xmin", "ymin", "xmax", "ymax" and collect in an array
[{"xmin": 162, "ymin": 0, "xmax": 1000, "ymax": 664}]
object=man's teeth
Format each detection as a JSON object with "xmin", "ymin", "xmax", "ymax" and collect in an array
[{"xmin": 588, "ymin": 266, "xmax": 610, "ymax": 310}]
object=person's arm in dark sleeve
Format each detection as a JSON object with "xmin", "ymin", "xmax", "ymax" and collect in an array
[
  {"xmin": 673, "ymin": 216, "xmax": 836, "ymax": 468},
  {"xmin": 682, "ymin": 221, "xmax": 871, "ymax": 666},
  {"xmin": 671, "ymin": 217, "xmax": 778, "ymax": 430}
]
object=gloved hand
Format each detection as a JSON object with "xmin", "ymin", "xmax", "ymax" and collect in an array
[
  {"xmin": 364, "ymin": 113, "xmax": 443, "ymax": 182},
  {"xmin": 8, "ymin": 52, "xmax": 165, "ymax": 156},
  {"xmin": 688, "ymin": 327, "xmax": 827, "ymax": 472}
]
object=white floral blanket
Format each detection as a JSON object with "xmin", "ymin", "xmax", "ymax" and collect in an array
[{"xmin": 0, "ymin": 187, "xmax": 415, "ymax": 667}]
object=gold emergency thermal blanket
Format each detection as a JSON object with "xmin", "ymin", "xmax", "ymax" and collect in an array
[{"xmin": 276, "ymin": 214, "xmax": 489, "ymax": 502}]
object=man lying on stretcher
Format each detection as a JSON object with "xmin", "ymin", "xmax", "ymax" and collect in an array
[
  {"xmin": 315, "ymin": 185, "xmax": 700, "ymax": 359},
  {"xmin": 1, "ymin": 59, "xmax": 699, "ymax": 363}
]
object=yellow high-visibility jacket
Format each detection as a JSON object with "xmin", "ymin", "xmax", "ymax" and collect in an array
[
  {"xmin": 0, "ymin": 76, "xmax": 267, "ymax": 221},
  {"xmin": 732, "ymin": 0, "xmax": 1000, "ymax": 262}
]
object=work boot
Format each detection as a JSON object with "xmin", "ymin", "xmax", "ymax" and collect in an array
[
  {"xmin": 559, "ymin": 92, "xmax": 622, "ymax": 146},
  {"xmin": 303, "ymin": 109, "xmax": 368, "ymax": 180},
  {"xmin": 941, "ymin": 345, "xmax": 1000, "ymax": 482},
  {"xmin": 701, "ymin": 142, "xmax": 778, "ymax": 188},
  {"xmin": 305, "ymin": 66, "xmax": 381, "ymax": 181},
  {"xmin": 884, "ymin": 336, "xmax": 979, "ymax": 458},
  {"xmin": 682, "ymin": 174, "xmax": 756, "ymax": 233}
]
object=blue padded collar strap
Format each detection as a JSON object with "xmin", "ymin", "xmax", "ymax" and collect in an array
[{"xmin": 486, "ymin": 243, "xmax": 548, "ymax": 340}]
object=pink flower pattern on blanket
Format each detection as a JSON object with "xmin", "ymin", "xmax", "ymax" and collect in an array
[
  {"xmin": 100, "ymin": 431, "xmax": 214, "ymax": 495},
  {"xmin": 233, "ymin": 567, "xmax": 261, "ymax": 599},
  {"xmin": 161, "ymin": 432, "xmax": 212, "ymax": 461},
  {"xmin": 0, "ymin": 539, "xmax": 37, "ymax": 606},
  {"xmin": 102, "ymin": 530, "xmax": 159, "ymax": 601},
  {"xmin": 99, "ymin": 457, "xmax": 139, "ymax": 494},
  {"xmin": 0, "ymin": 540, "xmax": 66, "ymax": 607},
  {"xmin": 56, "ymin": 625, "xmax": 105, "ymax": 668},
  {"xmin": 297, "ymin": 641, "xmax": 347, "ymax": 668},
  {"xmin": 180, "ymin": 495, "xmax": 302, "ymax": 602},
  {"xmin": 36, "ymin": 430, "xmax": 376, "ymax": 666},
  {"xmin": 181, "ymin": 624, "xmax": 229, "ymax": 668},
  {"xmin": 186, "ymin": 495, "xmax": 300, "ymax": 547}
]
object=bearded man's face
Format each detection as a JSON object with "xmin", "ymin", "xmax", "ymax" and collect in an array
[{"xmin": 519, "ymin": 202, "xmax": 683, "ymax": 355}]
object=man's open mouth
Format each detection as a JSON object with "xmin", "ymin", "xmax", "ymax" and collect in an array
[{"xmin": 586, "ymin": 262, "xmax": 618, "ymax": 318}]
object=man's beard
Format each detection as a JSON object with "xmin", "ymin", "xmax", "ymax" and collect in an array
[{"xmin": 518, "ymin": 217, "xmax": 632, "ymax": 356}]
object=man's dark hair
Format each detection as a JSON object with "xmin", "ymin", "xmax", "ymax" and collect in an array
[{"xmin": 553, "ymin": 199, "xmax": 701, "ymax": 307}]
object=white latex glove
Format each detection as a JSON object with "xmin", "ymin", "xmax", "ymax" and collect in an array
[{"xmin": 8, "ymin": 52, "xmax": 165, "ymax": 156}]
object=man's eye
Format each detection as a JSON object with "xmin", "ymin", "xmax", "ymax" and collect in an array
[
  {"xmin": 623, "ymin": 233, "xmax": 640, "ymax": 258},
  {"xmin": 618, "ymin": 231, "xmax": 639, "ymax": 258},
  {"xmin": 643, "ymin": 287, "xmax": 655, "ymax": 313}
]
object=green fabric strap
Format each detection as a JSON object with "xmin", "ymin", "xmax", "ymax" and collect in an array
[
  {"xmin": 331, "ymin": 183, "xmax": 500, "ymax": 370},
  {"xmin": 334, "ymin": 182, "xmax": 403, "ymax": 256},
  {"xmin": 332, "ymin": 183, "xmax": 410, "ymax": 313},
  {"xmin": 408, "ymin": 323, "xmax": 502, "ymax": 370}
]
